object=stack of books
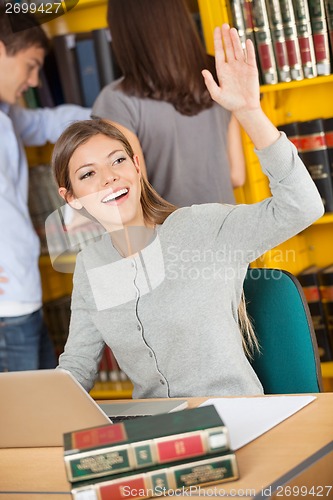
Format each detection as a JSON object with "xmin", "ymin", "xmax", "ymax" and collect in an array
[{"xmin": 62, "ymin": 405, "xmax": 239, "ymax": 499}]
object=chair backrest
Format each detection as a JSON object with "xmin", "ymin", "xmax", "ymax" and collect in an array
[{"xmin": 244, "ymin": 268, "xmax": 323, "ymax": 394}]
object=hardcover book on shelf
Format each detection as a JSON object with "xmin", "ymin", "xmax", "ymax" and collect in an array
[
  {"xmin": 75, "ymin": 36, "xmax": 102, "ymax": 107},
  {"xmin": 52, "ymin": 33, "xmax": 83, "ymax": 105},
  {"xmin": 251, "ymin": 0, "xmax": 278, "ymax": 83},
  {"xmin": 308, "ymin": 0, "xmax": 331, "ymax": 75},
  {"xmin": 318, "ymin": 264, "xmax": 333, "ymax": 353},
  {"xmin": 291, "ymin": 0, "xmax": 318, "ymax": 78},
  {"xmin": 278, "ymin": 121, "xmax": 301, "ymax": 148},
  {"xmin": 70, "ymin": 453, "xmax": 239, "ymax": 500},
  {"xmin": 297, "ymin": 118, "xmax": 333, "ymax": 212},
  {"xmin": 63, "ymin": 406, "xmax": 231, "ymax": 483},
  {"xmin": 265, "ymin": 0, "xmax": 292, "ymax": 81},
  {"xmin": 323, "ymin": 117, "xmax": 333, "ymax": 183},
  {"xmin": 324, "ymin": 0, "xmax": 333, "ymax": 51},
  {"xmin": 36, "ymin": 68, "xmax": 55, "ymax": 108},
  {"xmin": 297, "ymin": 265, "xmax": 333, "ymax": 361},
  {"xmin": 23, "ymin": 87, "xmax": 39, "ymax": 109},
  {"xmin": 279, "ymin": 0, "xmax": 304, "ymax": 80},
  {"xmin": 42, "ymin": 49, "xmax": 65, "ymax": 105},
  {"xmin": 92, "ymin": 28, "xmax": 122, "ymax": 88}
]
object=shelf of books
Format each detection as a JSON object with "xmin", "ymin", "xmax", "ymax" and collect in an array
[{"xmin": 25, "ymin": 0, "xmax": 333, "ymax": 393}]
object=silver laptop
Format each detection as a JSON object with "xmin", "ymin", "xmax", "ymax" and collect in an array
[{"xmin": 0, "ymin": 369, "xmax": 187, "ymax": 448}]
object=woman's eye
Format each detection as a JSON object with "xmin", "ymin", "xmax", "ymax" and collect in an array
[
  {"xmin": 113, "ymin": 157, "xmax": 126, "ymax": 166},
  {"xmin": 80, "ymin": 171, "xmax": 94, "ymax": 180}
]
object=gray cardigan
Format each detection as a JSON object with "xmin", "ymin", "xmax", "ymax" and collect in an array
[{"xmin": 58, "ymin": 134, "xmax": 324, "ymax": 398}]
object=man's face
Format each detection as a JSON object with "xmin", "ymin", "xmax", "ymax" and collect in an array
[{"xmin": 0, "ymin": 42, "xmax": 45, "ymax": 104}]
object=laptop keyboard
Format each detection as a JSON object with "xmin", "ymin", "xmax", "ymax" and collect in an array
[{"xmin": 109, "ymin": 415, "xmax": 150, "ymax": 423}]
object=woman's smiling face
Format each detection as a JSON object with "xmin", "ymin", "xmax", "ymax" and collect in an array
[{"xmin": 59, "ymin": 134, "xmax": 145, "ymax": 231}]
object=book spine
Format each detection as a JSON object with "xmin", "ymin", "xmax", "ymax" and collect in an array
[
  {"xmin": 75, "ymin": 37, "xmax": 101, "ymax": 108},
  {"xmin": 65, "ymin": 427, "xmax": 230, "ymax": 482},
  {"xmin": 251, "ymin": 0, "xmax": 279, "ymax": 83},
  {"xmin": 291, "ymin": 0, "xmax": 318, "ymax": 77},
  {"xmin": 297, "ymin": 270, "xmax": 333, "ymax": 361},
  {"xmin": 324, "ymin": 0, "xmax": 333, "ymax": 51},
  {"xmin": 319, "ymin": 268, "xmax": 333, "ymax": 354},
  {"xmin": 64, "ymin": 406, "xmax": 226, "ymax": 454},
  {"xmin": 53, "ymin": 34, "xmax": 83, "ymax": 105},
  {"xmin": 323, "ymin": 117, "xmax": 333, "ymax": 186},
  {"xmin": 278, "ymin": 121, "xmax": 301, "ymax": 149},
  {"xmin": 265, "ymin": 0, "xmax": 292, "ymax": 81},
  {"xmin": 229, "ymin": 0, "xmax": 248, "ymax": 49},
  {"xmin": 308, "ymin": 0, "xmax": 331, "ymax": 75},
  {"xmin": 71, "ymin": 454, "xmax": 239, "ymax": 500},
  {"xmin": 279, "ymin": 0, "xmax": 304, "ymax": 80},
  {"xmin": 297, "ymin": 118, "xmax": 333, "ymax": 213}
]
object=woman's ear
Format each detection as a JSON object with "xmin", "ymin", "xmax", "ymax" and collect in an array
[
  {"xmin": 133, "ymin": 154, "xmax": 141, "ymax": 176},
  {"xmin": 58, "ymin": 187, "xmax": 83, "ymax": 209}
]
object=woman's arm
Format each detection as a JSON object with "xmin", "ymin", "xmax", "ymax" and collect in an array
[
  {"xmin": 200, "ymin": 24, "xmax": 324, "ymax": 261},
  {"xmin": 227, "ymin": 114, "xmax": 246, "ymax": 188}
]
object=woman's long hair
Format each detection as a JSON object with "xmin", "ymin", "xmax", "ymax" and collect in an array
[
  {"xmin": 52, "ymin": 119, "xmax": 258, "ymax": 356},
  {"xmin": 107, "ymin": 0, "xmax": 215, "ymax": 116}
]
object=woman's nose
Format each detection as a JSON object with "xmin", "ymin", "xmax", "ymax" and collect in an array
[{"xmin": 102, "ymin": 167, "xmax": 119, "ymax": 186}]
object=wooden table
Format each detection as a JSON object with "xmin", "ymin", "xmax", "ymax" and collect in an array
[{"xmin": 1, "ymin": 394, "xmax": 332, "ymax": 500}]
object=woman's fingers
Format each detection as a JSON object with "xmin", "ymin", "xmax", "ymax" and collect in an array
[{"xmin": 229, "ymin": 26, "xmax": 244, "ymax": 61}]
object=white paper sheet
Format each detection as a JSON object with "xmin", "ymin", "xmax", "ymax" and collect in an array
[{"xmin": 200, "ymin": 395, "xmax": 316, "ymax": 450}]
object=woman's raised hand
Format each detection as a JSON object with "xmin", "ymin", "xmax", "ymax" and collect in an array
[{"xmin": 202, "ymin": 24, "xmax": 260, "ymax": 117}]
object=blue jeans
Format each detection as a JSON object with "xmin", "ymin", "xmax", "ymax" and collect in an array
[{"xmin": 0, "ymin": 309, "xmax": 57, "ymax": 371}]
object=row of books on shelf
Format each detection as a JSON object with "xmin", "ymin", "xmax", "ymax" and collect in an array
[
  {"xmin": 42, "ymin": 294, "xmax": 129, "ymax": 383},
  {"xmin": 278, "ymin": 116, "xmax": 333, "ymax": 213},
  {"xmin": 298, "ymin": 263, "xmax": 333, "ymax": 361},
  {"xmin": 24, "ymin": 26, "xmax": 121, "ymax": 109},
  {"xmin": 230, "ymin": 0, "xmax": 333, "ymax": 84},
  {"xmin": 63, "ymin": 405, "xmax": 238, "ymax": 499}
]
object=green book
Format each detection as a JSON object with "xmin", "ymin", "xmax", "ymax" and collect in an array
[{"xmin": 70, "ymin": 452, "xmax": 239, "ymax": 500}]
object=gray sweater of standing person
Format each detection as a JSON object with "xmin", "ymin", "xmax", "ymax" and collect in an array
[{"xmin": 57, "ymin": 133, "xmax": 324, "ymax": 398}]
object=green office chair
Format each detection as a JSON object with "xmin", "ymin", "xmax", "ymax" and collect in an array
[{"xmin": 244, "ymin": 268, "xmax": 323, "ymax": 394}]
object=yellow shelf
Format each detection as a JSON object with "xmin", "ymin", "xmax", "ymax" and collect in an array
[
  {"xmin": 260, "ymin": 74, "xmax": 333, "ymax": 94},
  {"xmin": 313, "ymin": 214, "xmax": 333, "ymax": 225},
  {"xmin": 90, "ymin": 380, "xmax": 133, "ymax": 400},
  {"xmin": 321, "ymin": 362, "xmax": 333, "ymax": 392}
]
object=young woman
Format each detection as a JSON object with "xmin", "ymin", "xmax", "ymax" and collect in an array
[
  {"xmin": 54, "ymin": 26, "xmax": 323, "ymax": 397},
  {"xmin": 92, "ymin": 0, "xmax": 246, "ymax": 207}
]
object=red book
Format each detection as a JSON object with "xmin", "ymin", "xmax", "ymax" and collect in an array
[
  {"xmin": 308, "ymin": 0, "xmax": 331, "ymax": 75},
  {"xmin": 279, "ymin": 0, "xmax": 304, "ymax": 80},
  {"xmin": 292, "ymin": 0, "xmax": 318, "ymax": 77},
  {"xmin": 251, "ymin": 0, "xmax": 278, "ymax": 83},
  {"xmin": 265, "ymin": 0, "xmax": 292, "ymax": 82}
]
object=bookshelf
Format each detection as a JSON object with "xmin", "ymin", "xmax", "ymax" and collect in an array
[
  {"xmin": 29, "ymin": 0, "xmax": 333, "ymax": 392},
  {"xmin": 198, "ymin": 0, "xmax": 333, "ymax": 388}
]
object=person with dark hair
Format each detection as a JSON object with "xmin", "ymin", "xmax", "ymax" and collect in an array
[
  {"xmin": 53, "ymin": 26, "xmax": 323, "ymax": 397},
  {"xmin": 92, "ymin": 0, "xmax": 246, "ymax": 207},
  {"xmin": 0, "ymin": 9, "xmax": 91, "ymax": 371}
]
